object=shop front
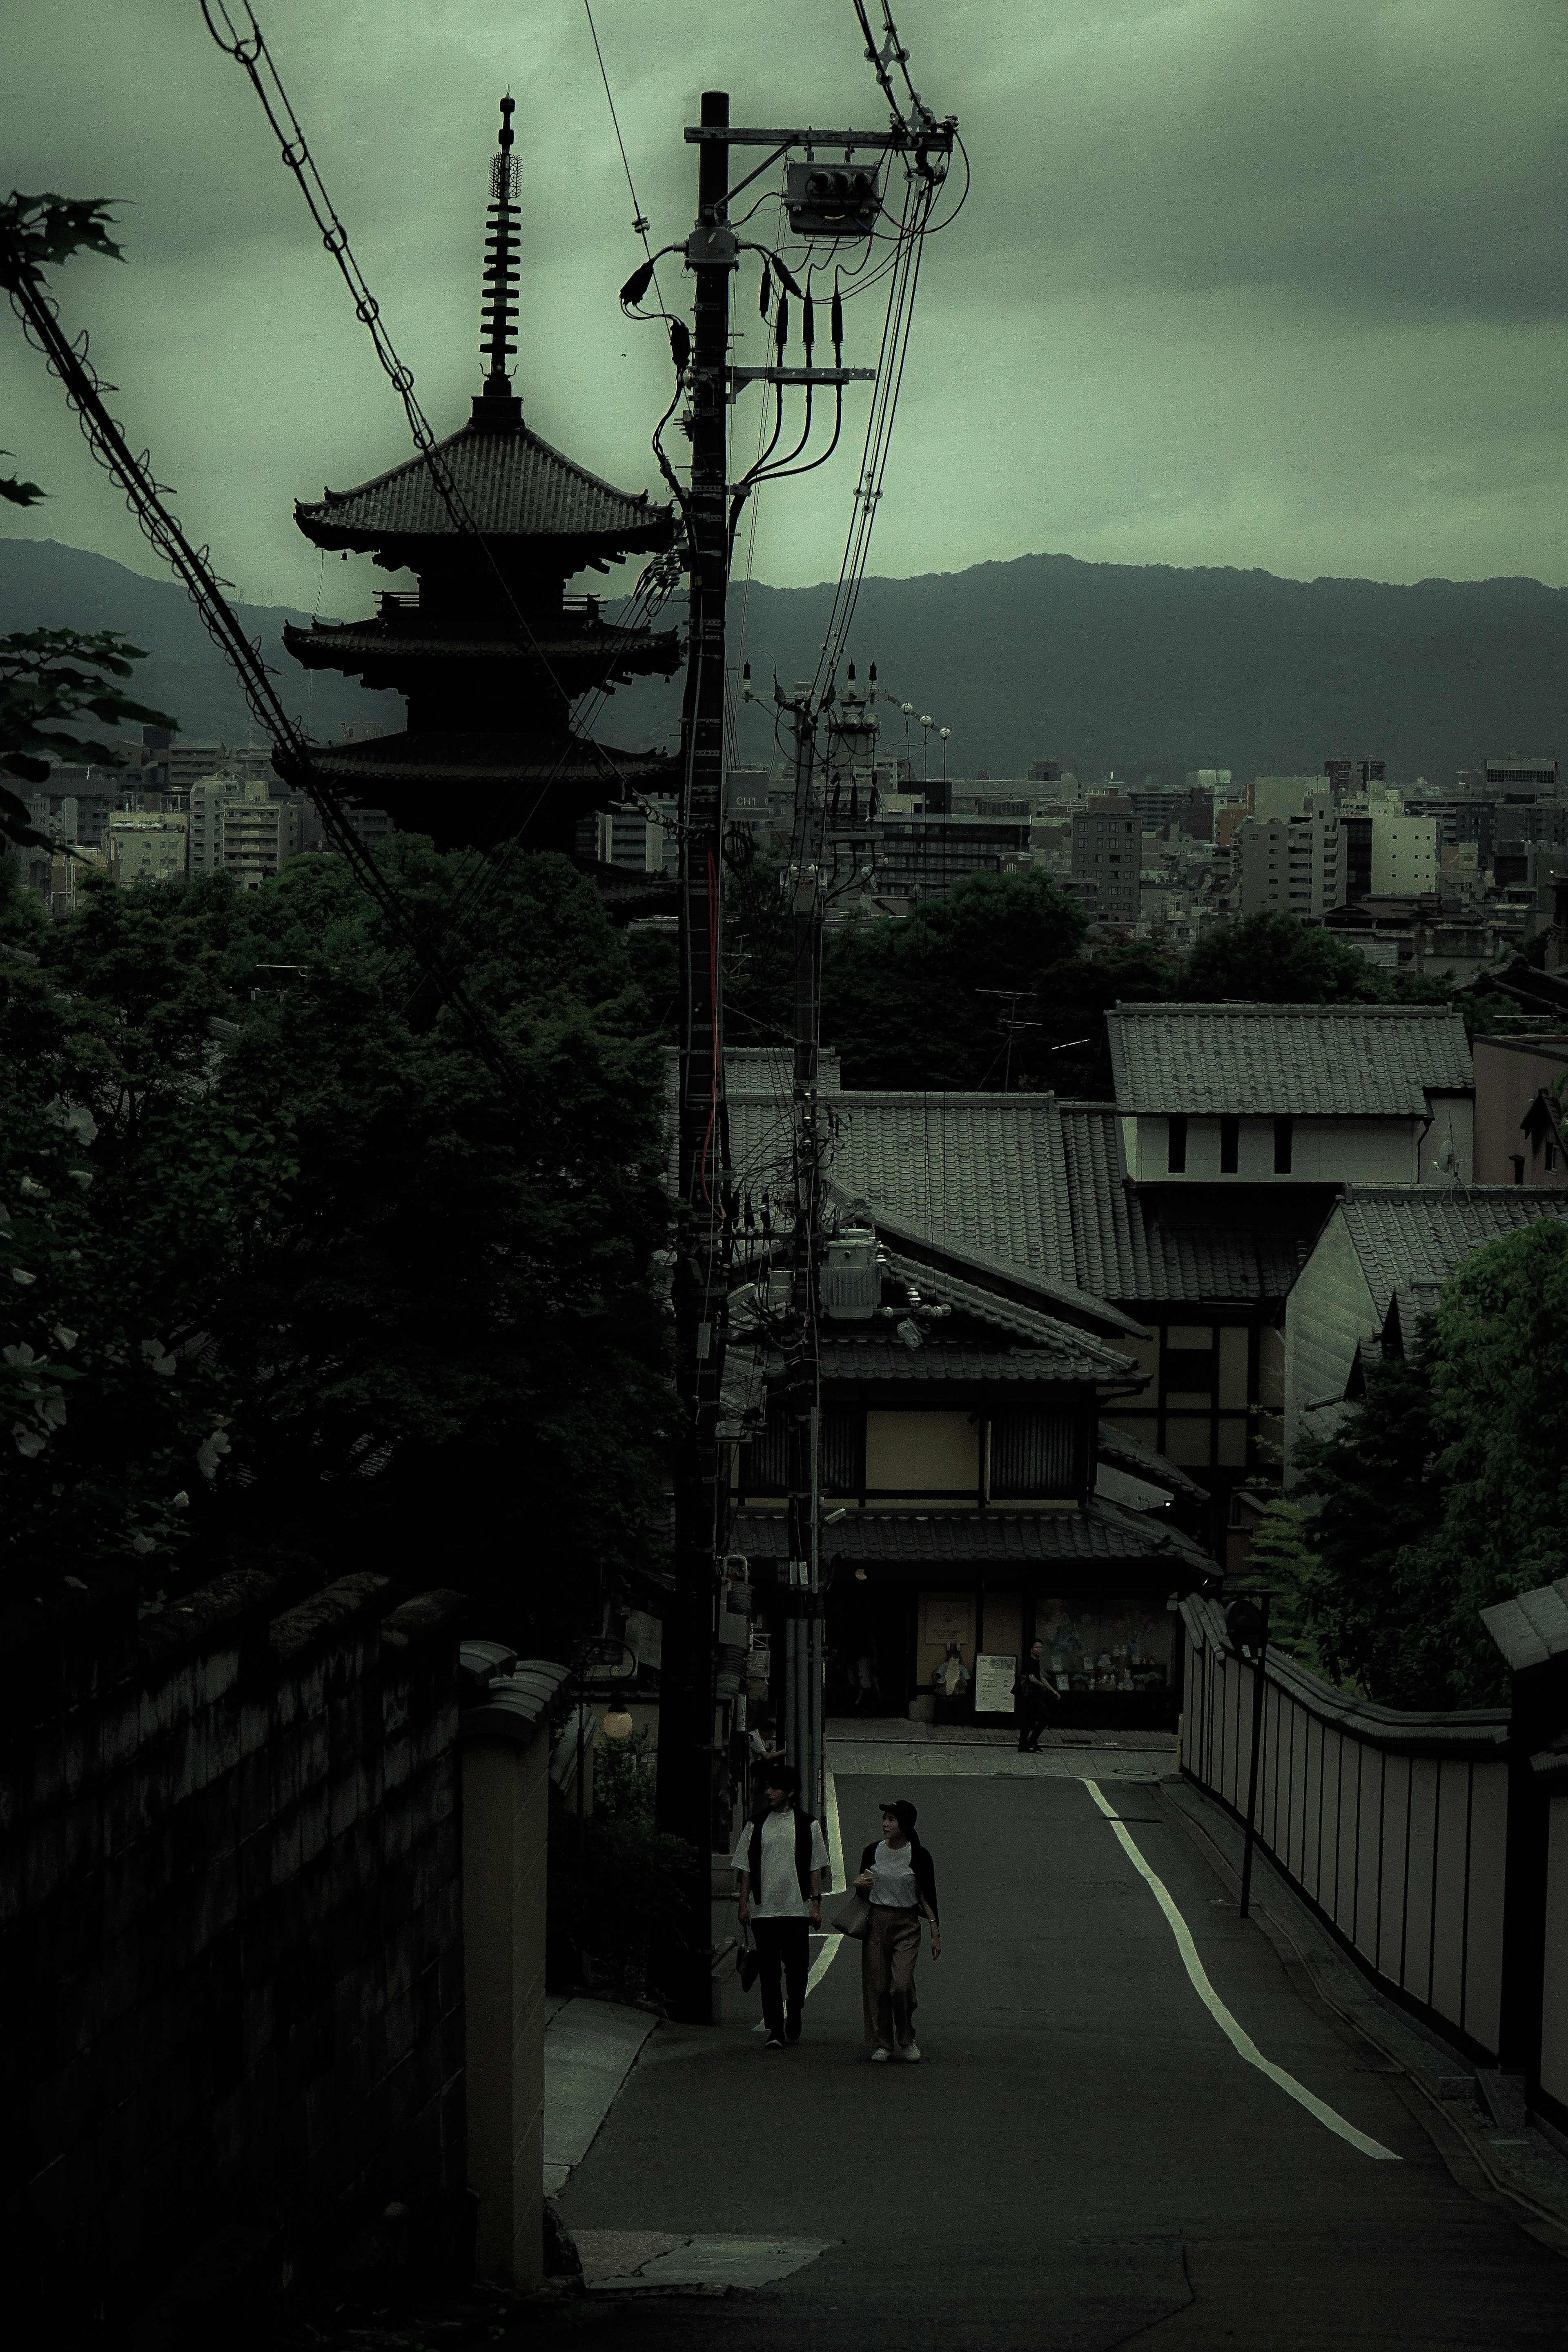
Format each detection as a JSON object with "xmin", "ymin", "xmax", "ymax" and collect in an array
[{"xmin": 734, "ymin": 1506, "xmax": 1205, "ymax": 1735}]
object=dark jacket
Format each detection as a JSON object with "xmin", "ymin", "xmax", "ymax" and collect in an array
[
  {"xmin": 747, "ymin": 1807, "xmax": 819, "ymax": 1907},
  {"xmin": 859, "ymin": 1834, "xmax": 940, "ymax": 1925}
]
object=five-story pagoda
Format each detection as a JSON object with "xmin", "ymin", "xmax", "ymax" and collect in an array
[{"xmin": 284, "ymin": 98, "xmax": 680, "ymax": 852}]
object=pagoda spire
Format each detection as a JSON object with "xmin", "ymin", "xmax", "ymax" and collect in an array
[{"xmin": 475, "ymin": 95, "xmax": 522, "ymax": 432}]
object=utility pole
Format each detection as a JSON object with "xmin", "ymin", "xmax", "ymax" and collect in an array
[
  {"xmin": 782, "ymin": 686, "xmax": 824, "ymax": 1820},
  {"xmin": 658, "ymin": 89, "xmax": 736, "ymax": 2025}
]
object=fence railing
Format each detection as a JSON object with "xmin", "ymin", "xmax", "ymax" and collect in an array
[{"xmin": 1180, "ymin": 1595, "xmax": 1512, "ymax": 2061}]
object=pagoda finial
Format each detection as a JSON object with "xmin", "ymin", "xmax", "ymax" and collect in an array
[{"xmin": 475, "ymin": 93, "xmax": 523, "ymax": 431}]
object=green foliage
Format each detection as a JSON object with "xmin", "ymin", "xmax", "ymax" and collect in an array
[
  {"xmin": 0, "ymin": 849, "xmax": 673, "ymax": 1653},
  {"xmin": 0, "ymin": 626, "xmax": 178, "ymax": 851},
  {"xmin": 1182, "ymin": 910, "xmax": 1385, "ymax": 1004},
  {"xmin": 1284, "ymin": 1222, "xmax": 1568, "ymax": 1707},
  {"xmin": 0, "ymin": 192, "xmax": 125, "ymax": 291},
  {"xmin": 1, "ymin": 456, "xmax": 45, "ymax": 510},
  {"xmin": 548, "ymin": 1727, "xmax": 697, "ymax": 2002},
  {"xmin": 821, "ymin": 867, "xmax": 1107, "ymax": 1090}
]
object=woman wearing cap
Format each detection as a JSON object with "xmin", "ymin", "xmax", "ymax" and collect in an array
[{"xmin": 852, "ymin": 1798, "xmax": 940, "ymax": 2062}]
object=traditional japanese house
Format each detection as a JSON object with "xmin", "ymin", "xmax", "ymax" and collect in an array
[{"xmin": 283, "ymin": 99, "xmax": 680, "ymax": 851}]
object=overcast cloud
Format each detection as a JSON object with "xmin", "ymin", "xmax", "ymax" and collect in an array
[{"xmin": 3, "ymin": 0, "xmax": 1567, "ymax": 615}]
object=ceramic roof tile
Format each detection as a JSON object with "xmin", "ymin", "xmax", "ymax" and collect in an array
[
  {"xmin": 732, "ymin": 1502, "xmax": 1207, "ymax": 1567},
  {"xmin": 1058, "ymin": 1104, "xmax": 1310, "ymax": 1304},
  {"xmin": 1338, "ymin": 1186, "xmax": 1568, "ymax": 1320},
  {"xmin": 1107, "ymin": 1003, "xmax": 1472, "ymax": 1118},
  {"xmin": 295, "ymin": 419, "xmax": 671, "ymax": 548}
]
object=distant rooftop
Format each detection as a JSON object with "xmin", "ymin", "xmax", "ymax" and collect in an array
[{"xmin": 1107, "ymin": 1002, "xmax": 1472, "ymax": 1119}]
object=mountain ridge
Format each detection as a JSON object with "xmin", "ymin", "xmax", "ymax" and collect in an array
[{"xmin": 3, "ymin": 534, "xmax": 1563, "ymax": 784}]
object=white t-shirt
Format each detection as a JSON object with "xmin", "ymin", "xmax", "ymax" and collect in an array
[
  {"xmin": 869, "ymin": 1838, "xmax": 918, "ymax": 1909},
  {"xmin": 733, "ymin": 1808, "xmax": 831, "ymax": 1919}
]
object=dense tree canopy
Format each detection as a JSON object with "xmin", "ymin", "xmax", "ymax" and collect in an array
[
  {"xmin": 1, "ymin": 844, "xmax": 672, "ymax": 1656},
  {"xmin": 1263, "ymin": 1219, "xmax": 1568, "ymax": 1707}
]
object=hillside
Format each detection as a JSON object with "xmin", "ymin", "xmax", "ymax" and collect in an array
[
  {"xmin": 4, "ymin": 535, "xmax": 1565, "ymax": 783},
  {"xmin": 0, "ymin": 537, "xmax": 401, "ymax": 747}
]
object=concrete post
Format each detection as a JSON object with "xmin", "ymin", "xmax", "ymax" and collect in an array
[{"xmin": 459, "ymin": 1654, "xmax": 569, "ymax": 2291}]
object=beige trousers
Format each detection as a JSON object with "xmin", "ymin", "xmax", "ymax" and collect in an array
[{"xmin": 862, "ymin": 1904, "xmax": 922, "ymax": 2051}]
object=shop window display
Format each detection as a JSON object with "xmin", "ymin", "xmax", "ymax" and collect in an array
[{"xmin": 1033, "ymin": 1597, "xmax": 1172, "ymax": 1697}]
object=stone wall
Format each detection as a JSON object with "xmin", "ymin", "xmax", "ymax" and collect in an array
[{"xmin": 3, "ymin": 1564, "xmax": 468, "ymax": 2328}]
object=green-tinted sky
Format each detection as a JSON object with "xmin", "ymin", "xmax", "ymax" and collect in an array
[{"xmin": 4, "ymin": 0, "xmax": 1567, "ymax": 615}]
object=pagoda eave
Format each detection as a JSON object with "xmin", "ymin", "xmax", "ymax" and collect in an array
[
  {"xmin": 281, "ymin": 617, "xmax": 682, "ymax": 687},
  {"xmin": 311, "ymin": 731, "xmax": 677, "ymax": 792}
]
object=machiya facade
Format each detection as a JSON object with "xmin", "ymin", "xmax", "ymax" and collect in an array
[{"xmin": 282, "ymin": 99, "xmax": 680, "ymax": 854}]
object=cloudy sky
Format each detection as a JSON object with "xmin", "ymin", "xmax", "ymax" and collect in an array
[{"xmin": 4, "ymin": 0, "xmax": 1567, "ymax": 615}]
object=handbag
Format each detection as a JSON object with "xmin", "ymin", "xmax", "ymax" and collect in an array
[
  {"xmin": 738, "ymin": 1923, "xmax": 761, "ymax": 1991},
  {"xmin": 831, "ymin": 1891, "xmax": 873, "ymax": 1940}
]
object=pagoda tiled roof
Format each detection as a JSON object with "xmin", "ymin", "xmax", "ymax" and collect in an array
[
  {"xmin": 309, "ymin": 731, "xmax": 677, "ymax": 790},
  {"xmin": 283, "ymin": 615, "xmax": 681, "ymax": 679},
  {"xmin": 294, "ymin": 415, "xmax": 673, "ymax": 552}
]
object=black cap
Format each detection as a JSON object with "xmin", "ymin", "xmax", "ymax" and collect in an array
[{"xmin": 879, "ymin": 1799, "xmax": 918, "ymax": 1834}]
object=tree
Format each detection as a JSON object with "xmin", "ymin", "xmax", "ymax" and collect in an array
[
  {"xmin": 1280, "ymin": 1220, "xmax": 1568, "ymax": 1708},
  {"xmin": 1, "ymin": 849, "xmax": 674, "ymax": 1657},
  {"xmin": 0, "ymin": 194, "xmax": 175, "ymax": 851},
  {"xmin": 1182, "ymin": 910, "xmax": 1385, "ymax": 1004}
]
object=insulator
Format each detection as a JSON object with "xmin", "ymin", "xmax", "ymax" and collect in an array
[
  {"xmin": 847, "ymin": 662, "xmax": 856, "ymax": 681},
  {"xmin": 620, "ymin": 260, "xmax": 655, "ymax": 308},
  {"xmin": 831, "ymin": 287, "xmax": 844, "ymax": 353},
  {"xmin": 669, "ymin": 317, "xmax": 691, "ymax": 372},
  {"xmin": 759, "ymin": 264, "xmax": 772, "ymax": 319},
  {"xmin": 869, "ymin": 662, "xmax": 877, "ymax": 682},
  {"xmin": 802, "ymin": 290, "xmax": 815, "ymax": 352},
  {"xmin": 775, "ymin": 292, "xmax": 788, "ymax": 355}
]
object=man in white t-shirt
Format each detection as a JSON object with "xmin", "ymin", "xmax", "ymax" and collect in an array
[{"xmin": 733, "ymin": 1763, "xmax": 830, "ymax": 2048}]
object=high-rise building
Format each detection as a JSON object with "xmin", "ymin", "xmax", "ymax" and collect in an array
[
  {"xmin": 1252, "ymin": 776, "xmax": 1332, "ymax": 824},
  {"xmin": 163, "ymin": 741, "xmax": 231, "ymax": 802},
  {"xmin": 188, "ymin": 775, "xmax": 250, "ymax": 874},
  {"xmin": 1236, "ymin": 806, "xmax": 1344, "ymax": 919},
  {"xmin": 1485, "ymin": 755, "xmax": 1558, "ymax": 793},
  {"xmin": 1071, "ymin": 797, "xmax": 1139, "ymax": 925},
  {"xmin": 107, "ymin": 812, "xmax": 189, "ymax": 886},
  {"xmin": 218, "ymin": 786, "xmax": 303, "ymax": 887},
  {"xmin": 1369, "ymin": 814, "xmax": 1437, "ymax": 896},
  {"xmin": 1324, "ymin": 757, "xmax": 1385, "ymax": 793}
]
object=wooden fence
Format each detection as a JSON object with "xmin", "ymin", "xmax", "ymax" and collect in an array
[{"xmin": 1180, "ymin": 1594, "xmax": 1512, "ymax": 2061}]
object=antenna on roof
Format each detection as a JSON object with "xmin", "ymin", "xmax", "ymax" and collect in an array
[{"xmin": 479, "ymin": 94, "xmax": 522, "ymax": 418}]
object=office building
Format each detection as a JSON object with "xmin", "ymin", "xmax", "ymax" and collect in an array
[
  {"xmin": 163, "ymin": 741, "xmax": 232, "ymax": 802},
  {"xmin": 1071, "ymin": 797, "xmax": 1139, "ymax": 925},
  {"xmin": 1252, "ymin": 776, "xmax": 1332, "ymax": 824},
  {"xmin": 1324, "ymin": 757, "xmax": 1385, "ymax": 793},
  {"xmin": 1485, "ymin": 755, "xmax": 1559, "ymax": 793}
]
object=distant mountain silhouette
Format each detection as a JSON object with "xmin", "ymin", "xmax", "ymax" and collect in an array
[
  {"xmin": 0, "ymin": 537, "xmax": 401, "ymax": 747},
  {"xmin": 5, "ymin": 535, "xmax": 1564, "ymax": 784}
]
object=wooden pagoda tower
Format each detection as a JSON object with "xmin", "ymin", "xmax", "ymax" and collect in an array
[{"xmin": 284, "ymin": 97, "xmax": 680, "ymax": 852}]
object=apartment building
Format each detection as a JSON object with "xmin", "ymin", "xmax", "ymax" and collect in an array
[{"xmin": 1236, "ymin": 805, "xmax": 1345, "ymax": 918}]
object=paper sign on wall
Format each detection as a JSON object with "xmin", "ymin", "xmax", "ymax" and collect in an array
[{"xmin": 973, "ymin": 1653, "xmax": 1018, "ymax": 1715}]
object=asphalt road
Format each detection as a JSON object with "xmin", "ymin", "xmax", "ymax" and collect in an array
[{"xmin": 557, "ymin": 1771, "xmax": 1568, "ymax": 2350}]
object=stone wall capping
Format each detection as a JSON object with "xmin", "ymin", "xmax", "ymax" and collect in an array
[
  {"xmin": 381, "ymin": 1590, "xmax": 468, "ymax": 1652},
  {"xmin": 266, "ymin": 1574, "xmax": 390, "ymax": 1664}
]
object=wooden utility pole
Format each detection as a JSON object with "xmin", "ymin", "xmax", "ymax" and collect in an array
[{"xmin": 658, "ymin": 89, "xmax": 736, "ymax": 2025}]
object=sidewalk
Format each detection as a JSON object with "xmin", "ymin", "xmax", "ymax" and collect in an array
[{"xmin": 541, "ymin": 1996, "xmax": 657, "ymax": 2194}]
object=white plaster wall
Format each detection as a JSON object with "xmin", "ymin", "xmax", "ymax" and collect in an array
[
  {"xmin": 1127, "ymin": 1114, "xmax": 1422, "ymax": 1183},
  {"xmin": 1419, "ymin": 1094, "xmax": 1474, "ymax": 1184},
  {"xmin": 1284, "ymin": 1210, "xmax": 1376, "ymax": 1482}
]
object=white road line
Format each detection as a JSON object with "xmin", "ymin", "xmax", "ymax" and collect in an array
[
  {"xmin": 1083, "ymin": 1779, "xmax": 1400, "ymax": 2163},
  {"xmin": 750, "ymin": 1766, "xmax": 849, "ymax": 2031}
]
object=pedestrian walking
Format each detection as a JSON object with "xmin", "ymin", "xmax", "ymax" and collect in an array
[
  {"xmin": 733, "ymin": 1763, "xmax": 829, "ymax": 2049},
  {"xmin": 853, "ymin": 1798, "xmax": 940, "ymax": 2062},
  {"xmin": 1015, "ymin": 1639, "xmax": 1060, "ymax": 1753},
  {"xmin": 747, "ymin": 1713, "xmax": 786, "ymax": 1771}
]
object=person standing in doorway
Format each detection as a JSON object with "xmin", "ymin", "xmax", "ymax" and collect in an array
[
  {"xmin": 1015, "ymin": 1639, "xmax": 1060, "ymax": 1753},
  {"xmin": 854, "ymin": 1798, "xmax": 940, "ymax": 2062},
  {"xmin": 734, "ymin": 1764, "xmax": 829, "ymax": 2049}
]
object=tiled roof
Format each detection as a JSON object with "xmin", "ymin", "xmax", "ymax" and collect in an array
[
  {"xmin": 811, "ymin": 1342, "xmax": 1104, "ymax": 1383},
  {"xmin": 283, "ymin": 616, "xmax": 681, "ymax": 677},
  {"xmin": 1107, "ymin": 1003, "xmax": 1473, "ymax": 1118},
  {"xmin": 873, "ymin": 1250, "xmax": 1135, "ymax": 1380},
  {"xmin": 848, "ymin": 1195, "xmax": 1148, "ymax": 1340},
  {"xmin": 294, "ymin": 417, "xmax": 673, "ymax": 550},
  {"xmin": 1338, "ymin": 1186, "xmax": 1568, "ymax": 1319},
  {"xmin": 731, "ymin": 1501, "xmax": 1208, "ymax": 1568},
  {"xmin": 1096, "ymin": 1422, "xmax": 1209, "ymax": 1499},
  {"xmin": 725, "ymin": 1090, "xmax": 1076, "ymax": 1277},
  {"xmin": 310, "ymin": 732, "xmax": 677, "ymax": 788},
  {"xmin": 1060, "ymin": 1105, "xmax": 1310, "ymax": 1304},
  {"xmin": 1482, "ymin": 1576, "xmax": 1568, "ymax": 1673}
]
